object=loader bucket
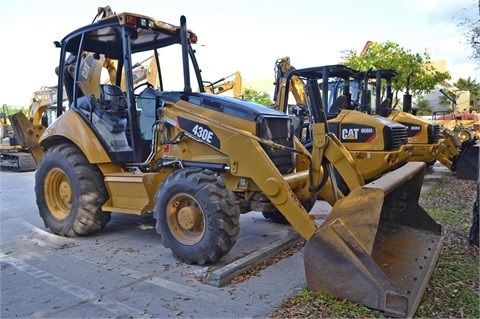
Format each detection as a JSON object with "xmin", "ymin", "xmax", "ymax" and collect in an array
[
  {"xmin": 304, "ymin": 161, "xmax": 443, "ymax": 318},
  {"xmin": 456, "ymin": 140, "xmax": 479, "ymax": 180}
]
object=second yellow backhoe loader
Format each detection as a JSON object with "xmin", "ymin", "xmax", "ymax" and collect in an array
[
  {"xmin": 1, "ymin": 86, "xmax": 68, "ymax": 172},
  {"xmin": 10, "ymin": 6, "xmax": 442, "ymax": 317},
  {"xmin": 203, "ymin": 71, "xmax": 244, "ymax": 99},
  {"xmin": 273, "ymin": 58, "xmax": 412, "ymax": 186},
  {"xmin": 27, "ymin": 86, "xmax": 68, "ymax": 126},
  {"xmin": 350, "ymin": 68, "xmax": 477, "ymax": 179},
  {"xmin": 0, "ymin": 104, "xmax": 37, "ymax": 172}
]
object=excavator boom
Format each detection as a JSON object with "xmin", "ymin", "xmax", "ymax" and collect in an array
[{"xmin": 203, "ymin": 71, "xmax": 244, "ymax": 99}]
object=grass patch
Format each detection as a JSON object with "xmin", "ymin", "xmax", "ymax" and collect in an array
[
  {"xmin": 429, "ymin": 206, "xmax": 473, "ymax": 230},
  {"xmin": 271, "ymin": 289, "xmax": 385, "ymax": 318},
  {"xmin": 416, "ymin": 245, "xmax": 479, "ymax": 318}
]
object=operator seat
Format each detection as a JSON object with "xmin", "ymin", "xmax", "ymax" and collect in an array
[
  {"xmin": 377, "ymin": 98, "xmax": 392, "ymax": 117},
  {"xmin": 75, "ymin": 85, "xmax": 128, "ymax": 134},
  {"xmin": 329, "ymin": 95, "xmax": 349, "ymax": 114}
]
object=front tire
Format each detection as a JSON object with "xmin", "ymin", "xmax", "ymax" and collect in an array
[
  {"xmin": 35, "ymin": 144, "xmax": 110, "ymax": 236},
  {"xmin": 154, "ymin": 168, "xmax": 240, "ymax": 264}
]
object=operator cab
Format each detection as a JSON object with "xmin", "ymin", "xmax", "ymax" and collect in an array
[{"xmin": 55, "ymin": 10, "xmax": 204, "ymax": 164}]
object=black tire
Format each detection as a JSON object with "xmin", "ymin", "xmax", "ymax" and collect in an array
[
  {"xmin": 35, "ymin": 144, "xmax": 110, "ymax": 236},
  {"xmin": 457, "ymin": 128, "xmax": 474, "ymax": 143},
  {"xmin": 153, "ymin": 168, "xmax": 240, "ymax": 265},
  {"xmin": 262, "ymin": 196, "xmax": 316, "ymax": 224},
  {"xmin": 426, "ymin": 159, "xmax": 437, "ymax": 167}
]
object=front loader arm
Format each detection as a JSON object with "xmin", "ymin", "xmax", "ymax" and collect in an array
[
  {"xmin": 309, "ymin": 122, "xmax": 365, "ymax": 205},
  {"xmin": 164, "ymin": 101, "xmax": 319, "ymax": 239},
  {"xmin": 436, "ymin": 130, "xmax": 460, "ymax": 170},
  {"xmin": 226, "ymin": 133, "xmax": 318, "ymax": 239}
]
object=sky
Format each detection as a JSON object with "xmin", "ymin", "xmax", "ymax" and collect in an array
[{"xmin": 0, "ymin": 0, "xmax": 479, "ymax": 107}]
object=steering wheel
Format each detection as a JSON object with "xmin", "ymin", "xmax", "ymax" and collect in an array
[{"xmin": 134, "ymin": 81, "xmax": 154, "ymax": 93}]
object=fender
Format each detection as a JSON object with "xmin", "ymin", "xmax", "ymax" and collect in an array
[{"xmin": 40, "ymin": 111, "xmax": 111, "ymax": 163}]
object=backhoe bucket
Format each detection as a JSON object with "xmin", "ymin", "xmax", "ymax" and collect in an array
[{"xmin": 304, "ymin": 162, "xmax": 443, "ymax": 318}]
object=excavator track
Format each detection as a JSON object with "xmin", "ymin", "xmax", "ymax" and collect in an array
[{"xmin": 0, "ymin": 152, "xmax": 37, "ymax": 172}]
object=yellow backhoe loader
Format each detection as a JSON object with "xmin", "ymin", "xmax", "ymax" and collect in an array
[
  {"xmin": 0, "ymin": 104, "xmax": 37, "ymax": 172},
  {"xmin": 351, "ymin": 68, "xmax": 477, "ymax": 180},
  {"xmin": 435, "ymin": 86, "xmax": 480, "ymax": 144},
  {"xmin": 203, "ymin": 71, "xmax": 244, "ymax": 99},
  {"xmin": 27, "ymin": 86, "xmax": 67, "ymax": 126},
  {"xmin": 10, "ymin": 6, "xmax": 443, "ymax": 317},
  {"xmin": 273, "ymin": 58, "xmax": 412, "ymax": 185}
]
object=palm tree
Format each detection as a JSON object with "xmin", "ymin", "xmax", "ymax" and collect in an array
[
  {"xmin": 414, "ymin": 97, "xmax": 432, "ymax": 116},
  {"xmin": 454, "ymin": 77, "xmax": 480, "ymax": 112}
]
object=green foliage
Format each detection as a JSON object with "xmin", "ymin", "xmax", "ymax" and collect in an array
[
  {"xmin": 345, "ymin": 41, "xmax": 451, "ymax": 105},
  {"xmin": 1, "ymin": 105, "xmax": 27, "ymax": 116},
  {"xmin": 429, "ymin": 206, "xmax": 472, "ymax": 230},
  {"xmin": 416, "ymin": 246, "xmax": 480, "ymax": 318},
  {"xmin": 438, "ymin": 89, "xmax": 456, "ymax": 111},
  {"xmin": 415, "ymin": 97, "xmax": 432, "ymax": 116},
  {"xmin": 454, "ymin": 77, "xmax": 480, "ymax": 112},
  {"xmin": 243, "ymin": 88, "xmax": 273, "ymax": 107}
]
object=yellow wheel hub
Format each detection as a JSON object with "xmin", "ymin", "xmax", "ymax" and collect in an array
[
  {"xmin": 44, "ymin": 168, "xmax": 73, "ymax": 219},
  {"xmin": 178, "ymin": 206, "xmax": 203, "ymax": 230},
  {"xmin": 166, "ymin": 193, "xmax": 205, "ymax": 245},
  {"xmin": 457, "ymin": 131, "xmax": 470, "ymax": 143}
]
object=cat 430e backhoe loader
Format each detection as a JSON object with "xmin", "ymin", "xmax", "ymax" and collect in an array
[
  {"xmin": 10, "ymin": 6, "xmax": 443, "ymax": 318},
  {"xmin": 351, "ymin": 68, "xmax": 477, "ymax": 180}
]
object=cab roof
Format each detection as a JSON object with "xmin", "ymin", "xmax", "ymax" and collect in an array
[{"xmin": 56, "ymin": 12, "xmax": 196, "ymax": 59}]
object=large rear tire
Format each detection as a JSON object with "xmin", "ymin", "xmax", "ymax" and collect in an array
[
  {"xmin": 154, "ymin": 168, "xmax": 240, "ymax": 264},
  {"xmin": 35, "ymin": 144, "xmax": 110, "ymax": 236}
]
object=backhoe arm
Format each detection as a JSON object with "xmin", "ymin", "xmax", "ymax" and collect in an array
[{"xmin": 273, "ymin": 57, "xmax": 307, "ymax": 112}]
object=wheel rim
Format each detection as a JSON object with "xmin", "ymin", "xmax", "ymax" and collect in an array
[
  {"xmin": 166, "ymin": 192, "xmax": 205, "ymax": 245},
  {"xmin": 44, "ymin": 168, "xmax": 73, "ymax": 219},
  {"xmin": 457, "ymin": 130, "xmax": 470, "ymax": 142}
]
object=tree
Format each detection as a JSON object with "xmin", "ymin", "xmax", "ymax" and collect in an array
[
  {"xmin": 438, "ymin": 77, "xmax": 480, "ymax": 113},
  {"xmin": 454, "ymin": 77, "xmax": 480, "ymax": 111},
  {"xmin": 414, "ymin": 97, "xmax": 432, "ymax": 116},
  {"xmin": 243, "ymin": 88, "xmax": 273, "ymax": 107},
  {"xmin": 1, "ymin": 104, "xmax": 27, "ymax": 117},
  {"xmin": 345, "ymin": 41, "xmax": 451, "ymax": 107},
  {"xmin": 455, "ymin": 1, "xmax": 480, "ymax": 66}
]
